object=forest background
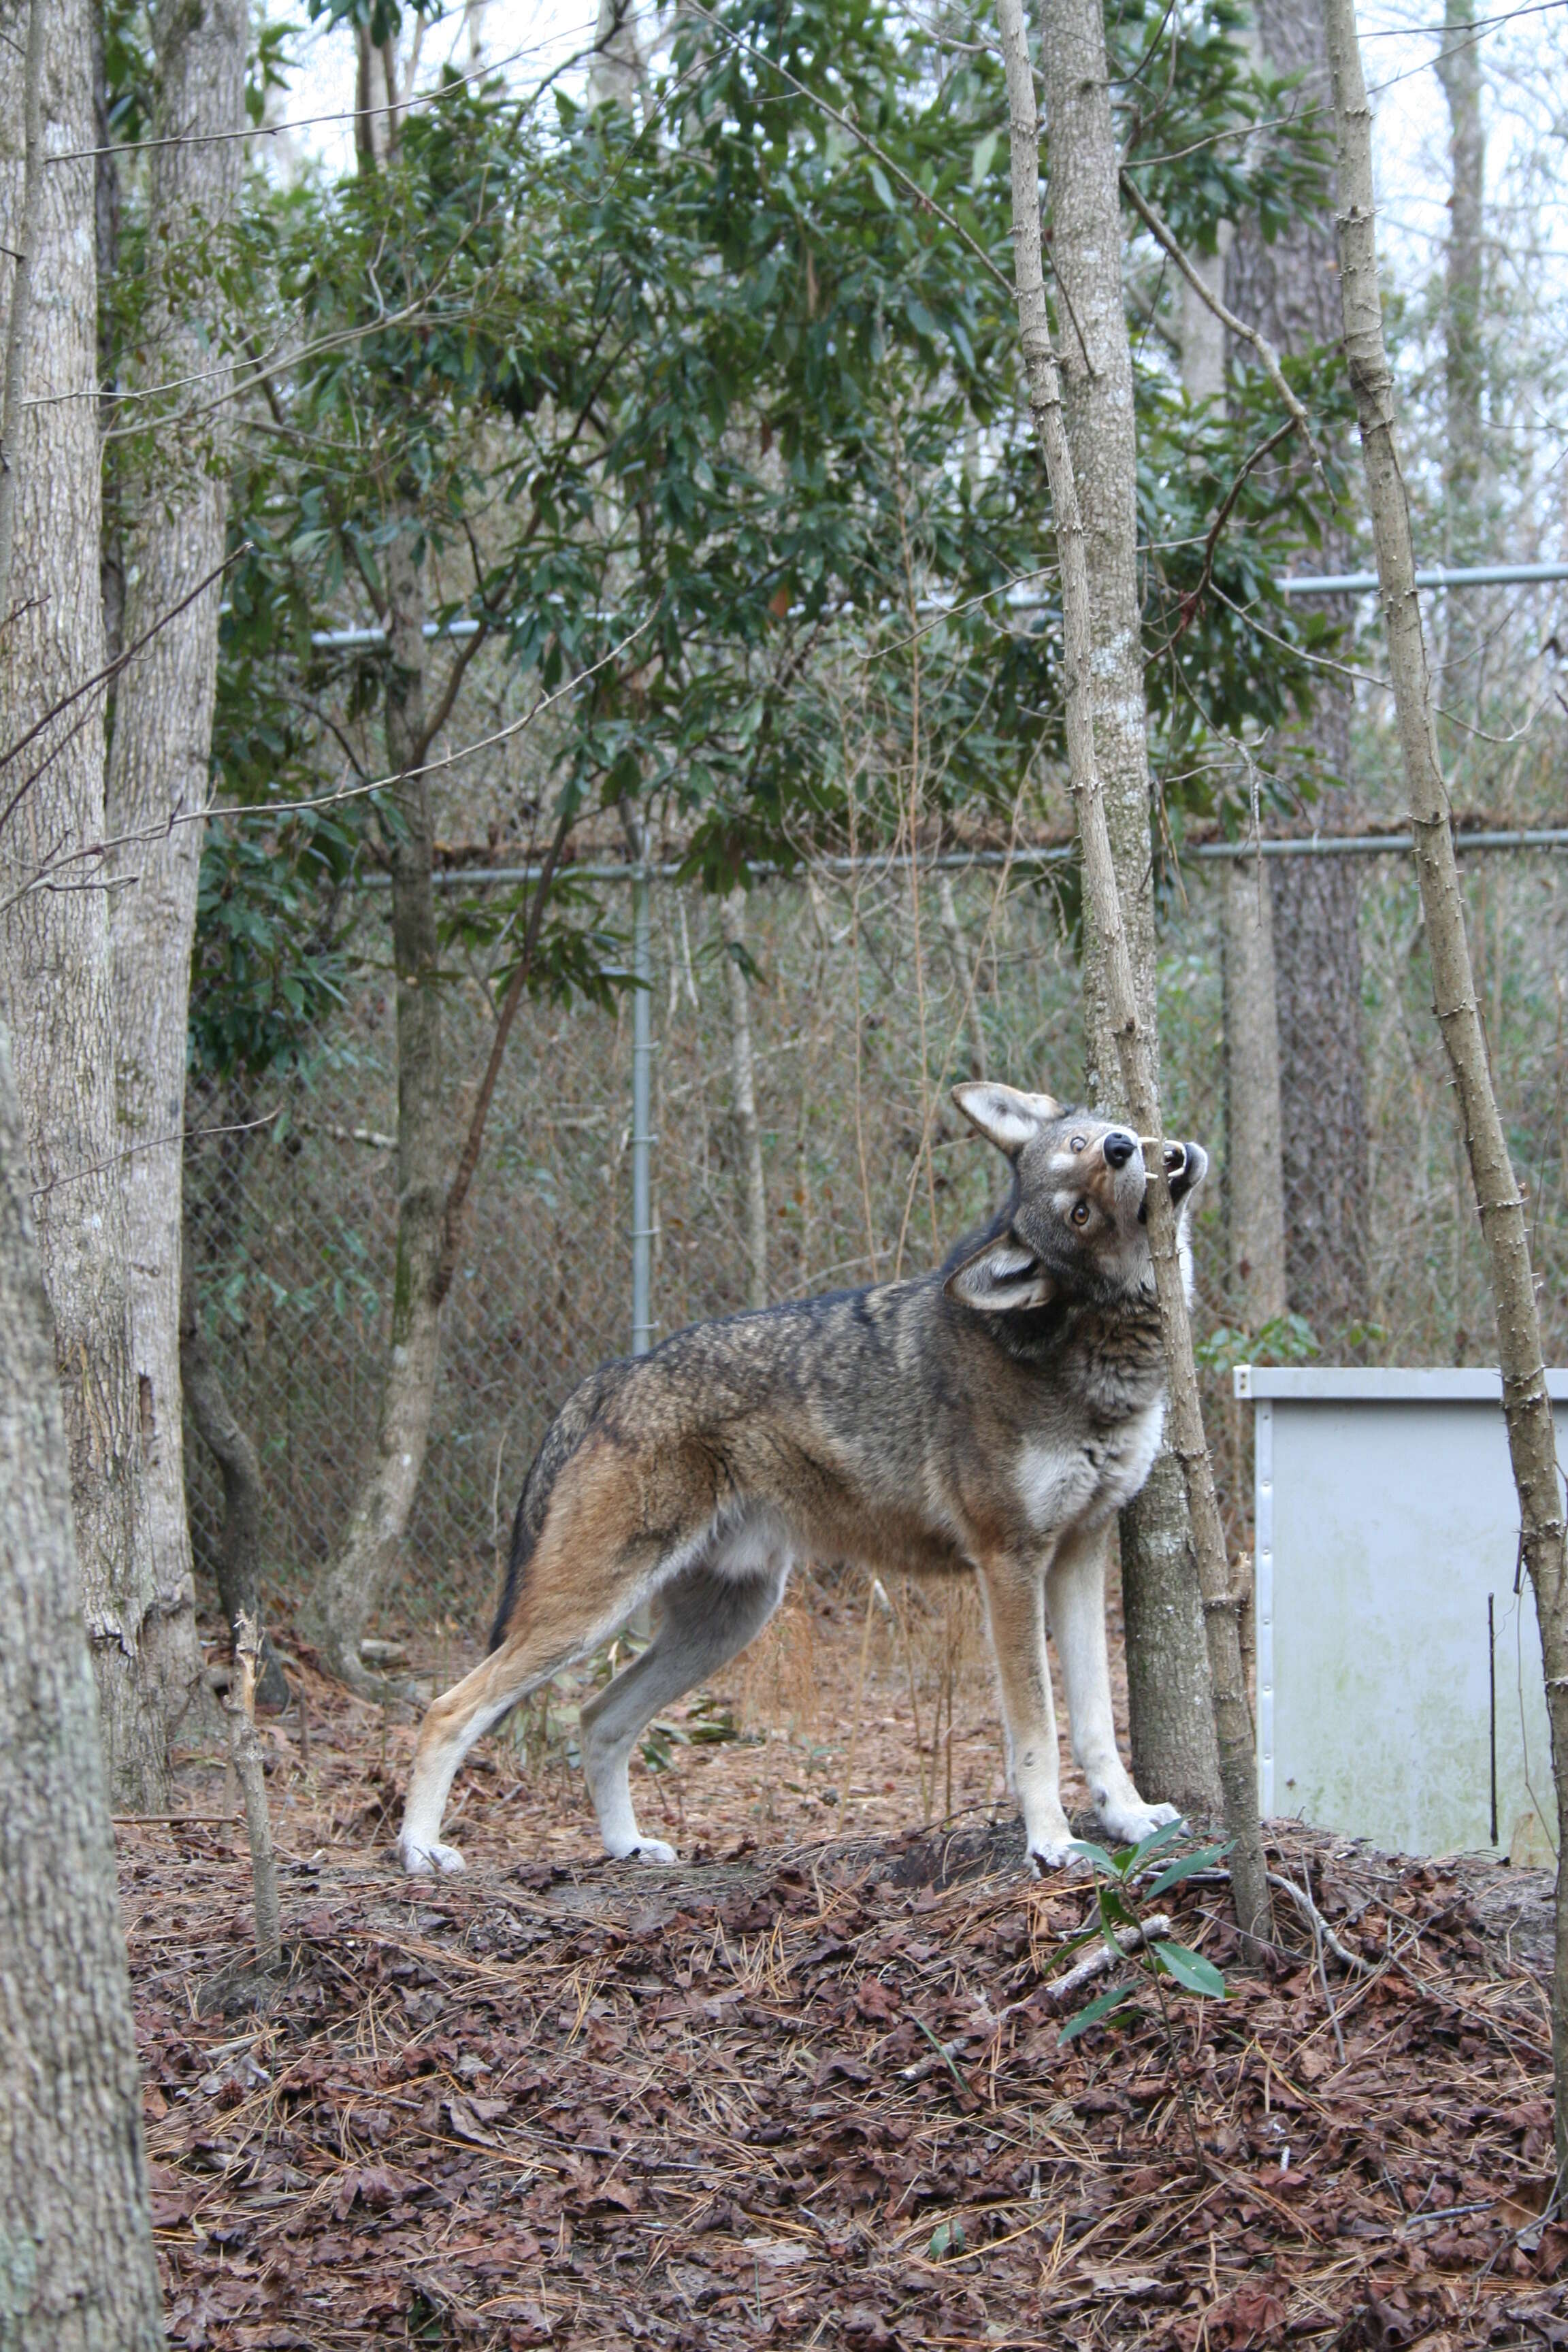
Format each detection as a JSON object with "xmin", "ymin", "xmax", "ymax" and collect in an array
[
  {"xmin": 3, "ymin": 0, "xmax": 1568, "ymax": 2337},
  {"xmin": 2, "ymin": 0, "xmax": 1565, "ymax": 1802}
]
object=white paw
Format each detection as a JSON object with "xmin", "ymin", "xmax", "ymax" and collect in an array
[
  {"xmin": 1026, "ymin": 1824, "xmax": 1078, "ymax": 1876},
  {"xmin": 399, "ymin": 1835, "xmax": 467, "ymax": 1876},
  {"xmin": 1096, "ymin": 1795, "xmax": 1181, "ymax": 1846},
  {"xmin": 629, "ymin": 1838, "xmax": 678, "ymax": 1866}
]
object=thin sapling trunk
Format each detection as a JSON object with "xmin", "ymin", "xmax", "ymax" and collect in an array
[
  {"xmin": 722, "ymin": 886, "xmax": 768, "ymax": 1310},
  {"xmin": 317, "ymin": 519, "xmax": 444, "ymax": 1691},
  {"xmin": 1040, "ymin": 0, "xmax": 1221, "ymax": 1824},
  {"xmin": 223, "ymin": 1612, "xmax": 282, "ymax": 1972},
  {"xmin": 1324, "ymin": 0, "xmax": 1568, "ymax": 2184},
  {"xmin": 996, "ymin": 0, "xmax": 1272, "ymax": 1944}
]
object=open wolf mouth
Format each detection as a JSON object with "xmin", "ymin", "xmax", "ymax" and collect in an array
[{"xmin": 1135, "ymin": 1139, "xmax": 1204, "ymax": 1222}]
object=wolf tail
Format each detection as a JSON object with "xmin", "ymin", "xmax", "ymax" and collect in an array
[
  {"xmin": 487, "ymin": 1367, "xmax": 615, "ymax": 1653},
  {"xmin": 489, "ymin": 1491, "xmax": 538, "ymax": 1653}
]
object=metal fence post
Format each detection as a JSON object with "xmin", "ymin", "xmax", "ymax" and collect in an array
[{"xmin": 630, "ymin": 858, "xmax": 655, "ymax": 1357}]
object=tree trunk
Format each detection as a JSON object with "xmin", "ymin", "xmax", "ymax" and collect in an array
[
  {"xmin": 1179, "ymin": 223, "xmax": 1290, "ymax": 1335},
  {"xmin": 1040, "ymin": 0, "xmax": 1221, "ymax": 1820},
  {"xmin": 0, "ymin": 1017, "xmax": 165, "ymax": 2351},
  {"xmin": 1436, "ymin": 0, "xmax": 1484, "ymax": 557},
  {"xmin": 103, "ymin": 0, "xmax": 247, "ymax": 1791},
  {"xmin": 589, "ymin": 0, "xmax": 646, "ymax": 112},
  {"xmin": 1177, "ymin": 234, "xmax": 1230, "ymax": 405},
  {"xmin": 1039, "ymin": 0, "xmax": 1156, "ymax": 1099},
  {"xmin": 0, "ymin": 0, "xmax": 167, "ymax": 1808},
  {"xmin": 999, "ymin": 0, "xmax": 1270, "ymax": 1940},
  {"xmin": 0, "ymin": 0, "xmax": 42, "ymax": 621},
  {"xmin": 1122, "ymin": 1446, "xmax": 1227, "ymax": 1818},
  {"xmin": 721, "ymin": 886, "xmax": 768, "ymax": 1310},
  {"xmin": 91, "ymin": 1, "xmax": 123, "ymax": 666},
  {"xmin": 180, "ymin": 1249, "xmax": 289, "ymax": 1712},
  {"xmin": 1220, "ymin": 862, "xmax": 1288, "ymax": 1325},
  {"xmin": 1325, "ymin": 0, "xmax": 1567, "ymax": 2180},
  {"xmin": 1227, "ymin": 0, "xmax": 1371, "ymax": 1345},
  {"xmin": 316, "ymin": 519, "xmax": 446, "ymax": 1688}
]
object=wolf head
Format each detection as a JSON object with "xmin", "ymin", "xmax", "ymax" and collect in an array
[{"xmin": 943, "ymin": 1082, "xmax": 1209, "ymax": 1314}]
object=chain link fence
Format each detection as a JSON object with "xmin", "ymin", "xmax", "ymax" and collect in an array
[{"xmin": 182, "ymin": 848, "xmax": 1567, "ymax": 1638}]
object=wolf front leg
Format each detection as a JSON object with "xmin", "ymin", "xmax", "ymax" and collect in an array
[
  {"xmin": 1047, "ymin": 1520, "xmax": 1180, "ymax": 1848},
  {"xmin": 975, "ymin": 1554, "xmax": 1075, "ymax": 1872}
]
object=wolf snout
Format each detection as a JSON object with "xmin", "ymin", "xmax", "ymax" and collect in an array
[{"xmin": 1102, "ymin": 1130, "xmax": 1137, "ymax": 1170}]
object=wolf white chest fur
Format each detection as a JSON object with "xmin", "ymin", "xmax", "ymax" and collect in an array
[{"xmin": 1013, "ymin": 1398, "xmax": 1166, "ymax": 1537}]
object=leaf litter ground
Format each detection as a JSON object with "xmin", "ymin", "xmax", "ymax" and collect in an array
[{"xmin": 124, "ymin": 1582, "xmax": 1564, "ymax": 2350}]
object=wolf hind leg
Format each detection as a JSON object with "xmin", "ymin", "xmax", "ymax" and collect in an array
[
  {"xmin": 400, "ymin": 1634, "xmax": 577, "ymax": 1876},
  {"xmin": 1047, "ymin": 1522, "xmax": 1180, "ymax": 1848},
  {"xmin": 580, "ymin": 1554, "xmax": 789, "ymax": 1864}
]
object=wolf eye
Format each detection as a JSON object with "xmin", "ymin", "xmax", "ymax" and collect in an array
[
  {"xmin": 1069, "ymin": 1134, "xmax": 1087, "ymax": 1153},
  {"xmin": 1070, "ymin": 1200, "xmax": 1090, "ymax": 1226}
]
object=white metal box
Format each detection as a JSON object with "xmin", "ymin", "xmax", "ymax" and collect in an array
[{"xmin": 1234, "ymin": 1365, "xmax": 1565, "ymax": 1862}]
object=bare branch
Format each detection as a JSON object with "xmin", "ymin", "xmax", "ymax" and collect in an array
[
  {"xmin": 0, "ymin": 612, "xmax": 657, "ymax": 913},
  {"xmin": 0, "ymin": 545, "xmax": 248, "ymax": 826},
  {"xmin": 436, "ymin": 794, "xmax": 576, "ymax": 1302},
  {"xmin": 1118, "ymin": 169, "xmax": 1326, "ymax": 483}
]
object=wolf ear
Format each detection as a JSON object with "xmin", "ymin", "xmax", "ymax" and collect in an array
[
  {"xmin": 945, "ymin": 1238, "xmax": 1056, "ymax": 1315},
  {"xmin": 951, "ymin": 1081, "xmax": 1061, "ymax": 1158}
]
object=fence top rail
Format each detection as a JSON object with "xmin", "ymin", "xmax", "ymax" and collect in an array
[
  {"xmin": 347, "ymin": 827, "xmax": 1568, "ymax": 891},
  {"xmin": 1236, "ymin": 1365, "xmax": 1568, "ymax": 1402},
  {"xmin": 250, "ymin": 561, "xmax": 1568, "ymax": 644},
  {"xmin": 1279, "ymin": 561, "xmax": 1568, "ymax": 595}
]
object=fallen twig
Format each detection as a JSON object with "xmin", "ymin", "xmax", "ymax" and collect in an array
[
  {"xmin": 1268, "ymin": 1869, "xmax": 1376, "ymax": 1977},
  {"xmin": 1043, "ymin": 1914, "xmax": 1173, "ymax": 2008}
]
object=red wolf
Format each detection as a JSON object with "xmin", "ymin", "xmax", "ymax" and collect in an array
[{"xmin": 399, "ymin": 1083, "xmax": 1207, "ymax": 1877}]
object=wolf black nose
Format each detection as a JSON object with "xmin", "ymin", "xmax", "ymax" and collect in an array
[{"xmin": 1103, "ymin": 1131, "xmax": 1137, "ymax": 1169}]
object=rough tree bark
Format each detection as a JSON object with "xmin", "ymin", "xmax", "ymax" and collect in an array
[
  {"xmin": 1039, "ymin": 0, "xmax": 1156, "ymax": 1094},
  {"xmin": 721, "ymin": 887, "xmax": 768, "ymax": 1310},
  {"xmin": 0, "ymin": 1018, "xmax": 165, "ymax": 2351},
  {"xmin": 1228, "ymin": 0, "xmax": 1371, "ymax": 1343},
  {"xmin": 0, "ymin": 0, "xmax": 167, "ymax": 1807},
  {"xmin": 316, "ymin": 519, "xmax": 446, "ymax": 1690},
  {"xmin": 1325, "ymin": 0, "xmax": 1568, "ymax": 2181},
  {"xmin": 1000, "ymin": 0, "xmax": 1270, "ymax": 1938},
  {"xmin": 105, "ymin": 0, "xmax": 248, "ymax": 1755},
  {"xmin": 1040, "ymin": 0, "xmax": 1222, "ymax": 1821},
  {"xmin": 0, "ymin": 0, "xmax": 42, "ymax": 618}
]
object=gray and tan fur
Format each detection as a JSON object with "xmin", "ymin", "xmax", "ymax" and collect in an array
[{"xmin": 399, "ymin": 1083, "xmax": 1209, "ymax": 1878}]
